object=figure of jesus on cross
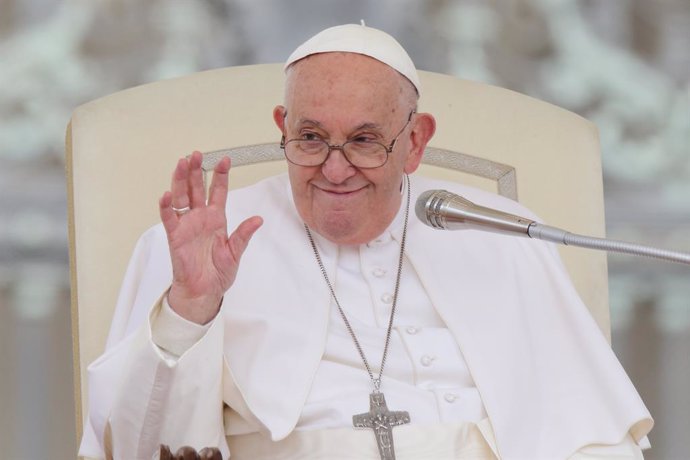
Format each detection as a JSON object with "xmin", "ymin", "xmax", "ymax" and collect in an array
[{"xmin": 353, "ymin": 392, "xmax": 411, "ymax": 460}]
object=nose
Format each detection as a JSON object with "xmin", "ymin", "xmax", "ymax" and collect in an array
[{"xmin": 321, "ymin": 147, "xmax": 357, "ymax": 184}]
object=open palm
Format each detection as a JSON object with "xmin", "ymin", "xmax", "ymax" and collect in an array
[{"xmin": 159, "ymin": 151, "xmax": 263, "ymax": 324}]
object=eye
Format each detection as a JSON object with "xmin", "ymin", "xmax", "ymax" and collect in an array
[
  {"xmin": 300, "ymin": 132, "xmax": 323, "ymax": 141},
  {"xmin": 351, "ymin": 135, "xmax": 377, "ymax": 144}
]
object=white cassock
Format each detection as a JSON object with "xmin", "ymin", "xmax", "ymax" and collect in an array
[{"xmin": 79, "ymin": 174, "xmax": 652, "ymax": 460}]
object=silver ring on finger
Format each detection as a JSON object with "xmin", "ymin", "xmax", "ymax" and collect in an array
[{"xmin": 172, "ymin": 205, "xmax": 191, "ymax": 215}]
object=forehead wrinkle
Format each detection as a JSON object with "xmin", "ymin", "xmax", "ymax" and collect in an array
[
  {"xmin": 291, "ymin": 116, "xmax": 386, "ymax": 134},
  {"xmin": 354, "ymin": 122, "xmax": 384, "ymax": 131},
  {"xmin": 293, "ymin": 117, "xmax": 323, "ymax": 128}
]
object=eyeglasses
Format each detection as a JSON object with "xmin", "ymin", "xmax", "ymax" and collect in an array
[{"xmin": 280, "ymin": 111, "xmax": 415, "ymax": 169}]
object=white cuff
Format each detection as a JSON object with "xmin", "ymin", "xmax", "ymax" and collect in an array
[{"xmin": 151, "ymin": 294, "xmax": 214, "ymax": 358}]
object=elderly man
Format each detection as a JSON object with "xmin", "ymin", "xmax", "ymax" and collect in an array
[{"xmin": 79, "ymin": 24, "xmax": 651, "ymax": 459}]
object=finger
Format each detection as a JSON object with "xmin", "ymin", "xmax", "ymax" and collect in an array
[
  {"xmin": 159, "ymin": 191, "xmax": 179, "ymax": 235},
  {"xmin": 188, "ymin": 151, "xmax": 206, "ymax": 209},
  {"xmin": 211, "ymin": 216, "xmax": 262, "ymax": 285},
  {"xmin": 227, "ymin": 216, "xmax": 263, "ymax": 263},
  {"xmin": 171, "ymin": 157, "xmax": 191, "ymax": 210},
  {"xmin": 208, "ymin": 156, "xmax": 231, "ymax": 209}
]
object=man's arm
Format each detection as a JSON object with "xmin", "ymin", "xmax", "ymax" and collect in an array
[
  {"xmin": 79, "ymin": 290, "xmax": 229, "ymax": 460},
  {"xmin": 80, "ymin": 152, "xmax": 262, "ymax": 459}
]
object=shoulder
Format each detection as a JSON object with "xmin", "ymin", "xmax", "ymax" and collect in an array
[
  {"xmin": 225, "ymin": 173, "xmax": 303, "ymax": 233},
  {"xmin": 226, "ymin": 173, "xmax": 292, "ymax": 212},
  {"xmin": 222, "ymin": 173, "xmax": 295, "ymax": 221},
  {"xmin": 410, "ymin": 174, "xmax": 540, "ymax": 221},
  {"xmin": 407, "ymin": 173, "xmax": 559, "ymax": 263},
  {"xmin": 227, "ymin": 173, "xmax": 290, "ymax": 199}
]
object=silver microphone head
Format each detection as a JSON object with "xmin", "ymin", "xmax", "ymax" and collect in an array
[
  {"xmin": 415, "ymin": 189, "xmax": 534, "ymax": 234},
  {"xmin": 415, "ymin": 189, "xmax": 458, "ymax": 229}
]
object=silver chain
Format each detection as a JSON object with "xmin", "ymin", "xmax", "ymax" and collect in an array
[{"xmin": 305, "ymin": 175, "xmax": 410, "ymax": 393}]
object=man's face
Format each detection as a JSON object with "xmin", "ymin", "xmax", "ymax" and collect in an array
[{"xmin": 274, "ymin": 52, "xmax": 435, "ymax": 245}]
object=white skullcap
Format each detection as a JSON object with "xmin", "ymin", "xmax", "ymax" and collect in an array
[{"xmin": 285, "ymin": 23, "xmax": 420, "ymax": 94}]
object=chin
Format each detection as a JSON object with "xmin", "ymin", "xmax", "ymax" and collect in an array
[{"xmin": 314, "ymin": 215, "xmax": 369, "ymax": 245}]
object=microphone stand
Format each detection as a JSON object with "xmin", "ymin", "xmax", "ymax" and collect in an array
[
  {"xmin": 417, "ymin": 189, "xmax": 690, "ymax": 265},
  {"xmin": 528, "ymin": 223, "xmax": 690, "ymax": 265}
]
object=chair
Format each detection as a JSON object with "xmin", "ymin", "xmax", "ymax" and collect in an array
[{"xmin": 66, "ymin": 63, "xmax": 608, "ymax": 451}]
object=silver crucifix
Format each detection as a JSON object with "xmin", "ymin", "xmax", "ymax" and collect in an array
[{"xmin": 353, "ymin": 392, "xmax": 410, "ymax": 460}]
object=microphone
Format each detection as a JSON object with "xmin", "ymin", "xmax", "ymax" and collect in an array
[
  {"xmin": 415, "ymin": 189, "xmax": 535, "ymax": 235},
  {"xmin": 415, "ymin": 189, "xmax": 690, "ymax": 265}
]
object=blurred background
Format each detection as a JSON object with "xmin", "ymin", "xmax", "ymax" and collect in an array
[{"xmin": 0, "ymin": 0, "xmax": 688, "ymax": 458}]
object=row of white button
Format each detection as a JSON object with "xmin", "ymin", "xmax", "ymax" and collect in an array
[
  {"xmin": 372, "ymin": 267, "xmax": 386, "ymax": 278},
  {"xmin": 397, "ymin": 326, "xmax": 475, "ymax": 388},
  {"xmin": 444, "ymin": 393, "xmax": 459, "ymax": 403}
]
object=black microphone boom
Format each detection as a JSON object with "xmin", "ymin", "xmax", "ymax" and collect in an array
[{"xmin": 416, "ymin": 189, "xmax": 690, "ymax": 265}]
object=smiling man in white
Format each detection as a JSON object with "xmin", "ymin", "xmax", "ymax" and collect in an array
[{"xmin": 79, "ymin": 24, "xmax": 652, "ymax": 460}]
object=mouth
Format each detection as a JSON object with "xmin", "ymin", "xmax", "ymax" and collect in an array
[{"xmin": 313, "ymin": 184, "xmax": 366, "ymax": 197}]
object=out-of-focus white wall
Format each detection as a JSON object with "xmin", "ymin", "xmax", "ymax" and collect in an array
[{"xmin": 0, "ymin": 0, "xmax": 687, "ymax": 458}]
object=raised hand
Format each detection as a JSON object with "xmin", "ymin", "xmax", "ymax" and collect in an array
[{"xmin": 159, "ymin": 151, "xmax": 263, "ymax": 324}]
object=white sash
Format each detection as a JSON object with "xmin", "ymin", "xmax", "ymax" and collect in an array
[{"xmin": 226, "ymin": 419, "xmax": 500, "ymax": 460}]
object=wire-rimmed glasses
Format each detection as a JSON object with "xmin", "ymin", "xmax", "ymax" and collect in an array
[{"xmin": 280, "ymin": 110, "xmax": 415, "ymax": 169}]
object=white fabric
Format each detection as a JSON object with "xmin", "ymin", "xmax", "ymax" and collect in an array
[
  {"xmin": 267, "ymin": 215, "xmax": 491, "ymax": 431},
  {"xmin": 153, "ymin": 193, "xmax": 489, "ymax": 432},
  {"xmin": 225, "ymin": 419, "xmax": 500, "ymax": 459},
  {"xmin": 154, "ymin": 295, "xmax": 211, "ymax": 359},
  {"xmin": 284, "ymin": 23, "xmax": 421, "ymax": 93},
  {"xmin": 79, "ymin": 173, "xmax": 652, "ymax": 460},
  {"xmin": 223, "ymin": 420, "xmax": 643, "ymax": 460}
]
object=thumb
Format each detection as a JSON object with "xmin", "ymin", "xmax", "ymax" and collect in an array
[{"xmin": 228, "ymin": 216, "xmax": 264, "ymax": 262}]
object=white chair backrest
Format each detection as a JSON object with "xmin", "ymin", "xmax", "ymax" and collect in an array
[{"xmin": 67, "ymin": 63, "xmax": 608, "ymax": 442}]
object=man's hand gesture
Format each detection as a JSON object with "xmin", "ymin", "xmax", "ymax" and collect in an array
[{"xmin": 159, "ymin": 151, "xmax": 263, "ymax": 324}]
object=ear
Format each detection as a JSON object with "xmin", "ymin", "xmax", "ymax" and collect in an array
[
  {"xmin": 403, "ymin": 112, "xmax": 436, "ymax": 174},
  {"xmin": 273, "ymin": 105, "xmax": 287, "ymax": 133}
]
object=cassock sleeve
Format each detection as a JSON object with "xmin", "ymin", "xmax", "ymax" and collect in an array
[
  {"xmin": 570, "ymin": 434, "xmax": 644, "ymax": 459},
  {"xmin": 78, "ymin": 226, "xmax": 231, "ymax": 460}
]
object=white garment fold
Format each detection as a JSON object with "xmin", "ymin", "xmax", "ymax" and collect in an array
[{"xmin": 79, "ymin": 173, "xmax": 652, "ymax": 460}]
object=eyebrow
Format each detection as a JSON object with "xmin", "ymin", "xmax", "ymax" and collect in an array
[
  {"xmin": 295, "ymin": 118, "xmax": 385, "ymax": 133},
  {"xmin": 294, "ymin": 118, "xmax": 322, "ymax": 128}
]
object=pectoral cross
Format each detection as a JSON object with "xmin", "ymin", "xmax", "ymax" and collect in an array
[{"xmin": 353, "ymin": 392, "xmax": 410, "ymax": 460}]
